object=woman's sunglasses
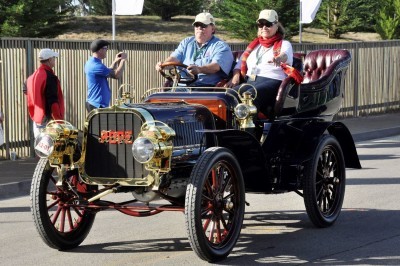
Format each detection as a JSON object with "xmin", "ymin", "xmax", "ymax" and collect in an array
[{"xmin": 257, "ymin": 20, "xmax": 277, "ymax": 28}]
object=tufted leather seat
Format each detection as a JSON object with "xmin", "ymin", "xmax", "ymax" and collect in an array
[
  {"xmin": 295, "ymin": 49, "xmax": 352, "ymax": 119},
  {"xmin": 301, "ymin": 49, "xmax": 351, "ymax": 86}
]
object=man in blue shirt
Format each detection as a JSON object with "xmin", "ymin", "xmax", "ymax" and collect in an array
[
  {"xmin": 155, "ymin": 12, "xmax": 234, "ymax": 87},
  {"xmin": 85, "ymin": 39, "xmax": 128, "ymax": 112}
]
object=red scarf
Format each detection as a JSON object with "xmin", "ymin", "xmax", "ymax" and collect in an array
[
  {"xmin": 240, "ymin": 34, "xmax": 283, "ymax": 77},
  {"xmin": 281, "ymin": 63, "xmax": 304, "ymax": 84}
]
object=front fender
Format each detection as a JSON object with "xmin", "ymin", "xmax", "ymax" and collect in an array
[{"xmin": 201, "ymin": 129, "xmax": 269, "ymax": 190}]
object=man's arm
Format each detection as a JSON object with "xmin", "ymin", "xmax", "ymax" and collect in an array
[
  {"xmin": 155, "ymin": 56, "xmax": 181, "ymax": 71},
  {"xmin": 109, "ymin": 52, "xmax": 128, "ymax": 79}
]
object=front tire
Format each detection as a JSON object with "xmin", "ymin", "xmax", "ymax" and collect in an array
[
  {"xmin": 304, "ymin": 135, "xmax": 346, "ymax": 228},
  {"xmin": 30, "ymin": 158, "xmax": 96, "ymax": 250},
  {"xmin": 185, "ymin": 147, "xmax": 245, "ymax": 262}
]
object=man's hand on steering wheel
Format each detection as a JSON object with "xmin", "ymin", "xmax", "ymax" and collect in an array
[
  {"xmin": 187, "ymin": 64, "xmax": 201, "ymax": 75},
  {"xmin": 157, "ymin": 62, "xmax": 197, "ymax": 85}
]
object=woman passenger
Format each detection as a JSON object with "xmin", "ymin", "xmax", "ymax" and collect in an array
[{"xmin": 225, "ymin": 9, "xmax": 293, "ymax": 117}]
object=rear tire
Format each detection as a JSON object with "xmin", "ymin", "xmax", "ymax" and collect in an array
[
  {"xmin": 185, "ymin": 147, "xmax": 245, "ymax": 262},
  {"xmin": 30, "ymin": 158, "xmax": 96, "ymax": 250},
  {"xmin": 303, "ymin": 135, "xmax": 346, "ymax": 227}
]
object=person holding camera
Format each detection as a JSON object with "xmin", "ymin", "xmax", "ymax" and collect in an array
[{"xmin": 85, "ymin": 39, "xmax": 127, "ymax": 112}]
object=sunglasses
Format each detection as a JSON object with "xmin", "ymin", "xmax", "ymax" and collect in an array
[
  {"xmin": 194, "ymin": 23, "xmax": 209, "ymax": 29},
  {"xmin": 257, "ymin": 20, "xmax": 277, "ymax": 28}
]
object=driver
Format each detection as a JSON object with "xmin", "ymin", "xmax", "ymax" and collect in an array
[{"xmin": 155, "ymin": 12, "xmax": 234, "ymax": 87}]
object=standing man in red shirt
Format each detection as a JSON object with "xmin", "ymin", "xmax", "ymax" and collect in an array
[{"xmin": 26, "ymin": 48, "xmax": 65, "ymax": 138}]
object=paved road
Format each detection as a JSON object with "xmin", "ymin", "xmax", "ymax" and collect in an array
[{"xmin": 1, "ymin": 135, "xmax": 399, "ymax": 265}]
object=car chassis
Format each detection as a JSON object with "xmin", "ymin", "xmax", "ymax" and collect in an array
[{"xmin": 30, "ymin": 49, "xmax": 361, "ymax": 262}]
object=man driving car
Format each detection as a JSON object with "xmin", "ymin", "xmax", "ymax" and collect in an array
[{"xmin": 155, "ymin": 12, "xmax": 234, "ymax": 87}]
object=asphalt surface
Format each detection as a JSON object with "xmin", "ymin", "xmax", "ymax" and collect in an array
[{"xmin": 1, "ymin": 112, "xmax": 399, "ymax": 200}]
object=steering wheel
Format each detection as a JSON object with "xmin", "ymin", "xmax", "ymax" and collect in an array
[{"xmin": 159, "ymin": 62, "xmax": 197, "ymax": 85}]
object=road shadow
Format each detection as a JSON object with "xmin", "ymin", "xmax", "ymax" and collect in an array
[{"xmin": 60, "ymin": 208, "xmax": 400, "ymax": 265}]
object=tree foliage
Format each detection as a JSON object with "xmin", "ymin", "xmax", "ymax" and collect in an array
[
  {"xmin": 375, "ymin": 0, "xmax": 400, "ymax": 39},
  {"xmin": 214, "ymin": 0, "xmax": 299, "ymax": 42},
  {"xmin": 0, "ymin": 0, "xmax": 72, "ymax": 38},
  {"xmin": 90, "ymin": 0, "xmax": 112, "ymax": 15},
  {"xmin": 313, "ymin": 0, "xmax": 352, "ymax": 38},
  {"xmin": 313, "ymin": 0, "xmax": 380, "ymax": 39},
  {"xmin": 144, "ymin": 0, "xmax": 203, "ymax": 21}
]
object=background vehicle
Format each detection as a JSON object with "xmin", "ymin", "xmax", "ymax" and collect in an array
[{"xmin": 30, "ymin": 49, "xmax": 361, "ymax": 262}]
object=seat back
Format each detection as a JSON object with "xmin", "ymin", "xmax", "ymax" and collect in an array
[
  {"xmin": 302, "ymin": 49, "xmax": 351, "ymax": 84},
  {"xmin": 297, "ymin": 49, "xmax": 352, "ymax": 119}
]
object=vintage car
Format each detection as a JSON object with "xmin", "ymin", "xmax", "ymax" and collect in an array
[{"xmin": 30, "ymin": 49, "xmax": 361, "ymax": 262}]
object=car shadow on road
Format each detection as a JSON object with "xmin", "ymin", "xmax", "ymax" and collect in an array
[
  {"xmin": 62, "ymin": 208, "xmax": 400, "ymax": 265},
  {"xmin": 226, "ymin": 208, "xmax": 400, "ymax": 265}
]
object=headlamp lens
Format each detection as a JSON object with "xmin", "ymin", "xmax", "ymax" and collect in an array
[
  {"xmin": 132, "ymin": 137, "xmax": 156, "ymax": 163},
  {"xmin": 235, "ymin": 104, "xmax": 250, "ymax": 119}
]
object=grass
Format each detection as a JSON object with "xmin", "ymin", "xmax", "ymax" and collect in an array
[{"xmin": 58, "ymin": 15, "xmax": 381, "ymax": 43}]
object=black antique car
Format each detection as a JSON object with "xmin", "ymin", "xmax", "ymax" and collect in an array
[{"xmin": 30, "ymin": 49, "xmax": 361, "ymax": 262}]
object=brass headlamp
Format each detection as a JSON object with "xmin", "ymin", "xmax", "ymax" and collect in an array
[{"xmin": 34, "ymin": 120, "xmax": 79, "ymax": 165}]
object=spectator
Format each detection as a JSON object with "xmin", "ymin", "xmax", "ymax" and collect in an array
[
  {"xmin": 26, "ymin": 48, "xmax": 65, "ymax": 138},
  {"xmin": 225, "ymin": 9, "xmax": 293, "ymax": 117},
  {"xmin": 155, "ymin": 12, "xmax": 234, "ymax": 87},
  {"xmin": 85, "ymin": 39, "xmax": 127, "ymax": 112}
]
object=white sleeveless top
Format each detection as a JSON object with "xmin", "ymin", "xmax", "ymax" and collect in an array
[{"xmin": 235, "ymin": 40, "xmax": 293, "ymax": 81}]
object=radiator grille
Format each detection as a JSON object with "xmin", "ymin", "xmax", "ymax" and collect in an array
[{"xmin": 84, "ymin": 112, "xmax": 144, "ymax": 179}]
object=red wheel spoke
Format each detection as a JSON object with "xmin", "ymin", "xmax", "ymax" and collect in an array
[
  {"xmin": 66, "ymin": 208, "xmax": 74, "ymax": 231},
  {"xmin": 203, "ymin": 214, "xmax": 212, "ymax": 231},
  {"xmin": 72, "ymin": 206, "xmax": 84, "ymax": 218},
  {"xmin": 51, "ymin": 206, "xmax": 62, "ymax": 225},
  {"xmin": 202, "ymin": 193, "xmax": 213, "ymax": 202},
  {"xmin": 204, "ymin": 178, "xmax": 213, "ymax": 197},
  {"xmin": 47, "ymin": 198, "xmax": 60, "ymax": 210},
  {"xmin": 60, "ymin": 208, "xmax": 66, "ymax": 232},
  {"xmin": 208, "ymin": 220, "xmax": 216, "ymax": 242},
  {"xmin": 216, "ymin": 219, "xmax": 222, "ymax": 243},
  {"xmin": 201, "ymin": 206, "xmax": 213, "ymax": 217},
  {"xmin": 211, "ymin": 167, "xmax": 218, "ymax": 190}
]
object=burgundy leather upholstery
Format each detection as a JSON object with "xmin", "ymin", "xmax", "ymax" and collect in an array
[
  {"xmin": 302, "ymin": 49, "xmax": 351, "ymax": 84},
  {"xmin": 274, "ymin": 49, "xmax": 351, "ymax": 119}
]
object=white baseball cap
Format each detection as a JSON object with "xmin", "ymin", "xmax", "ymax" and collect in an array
[
  {"xmin": 38, "ymin": 48, "xmax": 59, "ymax": 60},
  {"xmin": 193, "ymin": 12, "xmax": 215, "ymax": 26},
  {"xmin": 257, "ymin": 9, "xmax": 279, "ymax": 23}
]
